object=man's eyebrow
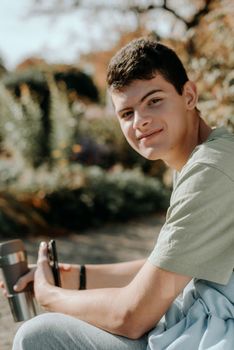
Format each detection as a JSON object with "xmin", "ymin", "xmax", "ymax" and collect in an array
[{"xmin": 140, "ymin": 89, "xmax": 163, "ymax": 102}]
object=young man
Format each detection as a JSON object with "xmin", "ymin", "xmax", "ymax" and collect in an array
[{"xmin": 2, "ymin": 37, "xmax": 234, "ymax": 349}]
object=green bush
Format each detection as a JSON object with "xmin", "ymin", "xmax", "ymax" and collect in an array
[
  {"xmin": 0, "ymin": 83, "xmax": 45, "ymax": 167},
  {"xmin": 44, "ymin": 166, "xmax": 170, "ymax": 230},
  {"xmin": 0, "ymin": 158, "xmax": 23, "ymax": 186},
  {"xmin": 0, "ymin": 66, "xmax": 99, "ymax": 169},
  {"xmin": 0, "ymin": 165, "xmax": 170, "ymax": 235},
  {"xmin": 0, "ymin": 191, "xmax": 49, "ymax": 237}
]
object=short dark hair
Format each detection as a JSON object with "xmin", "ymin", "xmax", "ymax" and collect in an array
[{"xmin": 107, "ymin": 37, "xmax": 189, "ymax": 95}]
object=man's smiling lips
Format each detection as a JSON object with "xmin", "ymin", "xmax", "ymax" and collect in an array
[{"xmin": 137, "ymin": 128, "xmax": 163, "ymax": 141}]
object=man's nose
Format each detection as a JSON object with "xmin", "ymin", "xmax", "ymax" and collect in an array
[{"xmin": 133, "ymin": 110, "xmax": 151, "ymax": 130}]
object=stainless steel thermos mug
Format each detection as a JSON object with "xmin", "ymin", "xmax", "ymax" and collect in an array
[{"xmin": 0, "ymin": 239, "xmax": 37, "ymax": 322}]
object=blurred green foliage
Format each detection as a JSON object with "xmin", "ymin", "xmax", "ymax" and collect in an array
[
  {"xmin": 0, "ymin": 82, "xmax": 46, "ymax": 167},
  {"xmin": 0, "ymin": 66, "xmax": 99, "ymax": 168},
  {"xmin": 0, "ymin": 165, "xmax": 170, "ymax": 236},
  {"xmin": 45, "ymin": 166, "xmax": 169, "ymax": 230}
]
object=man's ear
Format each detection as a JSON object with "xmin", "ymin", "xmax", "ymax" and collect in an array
[{"xmin": 183, "ymin": 81, "xmax": 198, "ymax": 110}]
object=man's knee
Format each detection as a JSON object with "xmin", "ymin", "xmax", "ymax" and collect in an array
[
  {"xmin": 13, "ymin": 313, "xmax": 67, "ymax": 350},
  {"xmin": 13, "ymin": 312, "xmax": 148, "ymax": 350}
]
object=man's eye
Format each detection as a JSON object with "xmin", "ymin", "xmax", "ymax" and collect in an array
[
  {"xmin": 149, "ymin": 98, "xmax": 162, "ymax": 105},
  {"xmin": 121, "ymin": 111, "xmax": 133, "ymax": 119}
]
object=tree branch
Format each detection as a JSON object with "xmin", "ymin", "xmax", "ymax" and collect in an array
[{"xmin": 29, "ymin": 0, "xmax": 214, "ymax": 30}]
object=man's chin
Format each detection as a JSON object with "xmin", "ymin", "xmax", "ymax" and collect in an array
[
  {"xmin": 145, "ymin": 155, "xmax": 160, "ymax": 161},
  {"xmin": 138, "ymin": 150, "xmax": 160, "ymax": 161}
]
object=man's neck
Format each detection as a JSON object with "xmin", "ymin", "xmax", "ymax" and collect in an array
[
  {"xmin": 197, "ymin": 117, "xmax": 212, "ymax": 146},
  {"xmin": 165, "ymin": 116, "xmax": 212, "ymax": 172}
]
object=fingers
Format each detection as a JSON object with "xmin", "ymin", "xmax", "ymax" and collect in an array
[
  {"xmin": 1, "ymin": 267, "xmax": 35, "ymax": 295},
  {"xmin": 59, "ymin": 263, "xmax": 72, "ymax": 271},
  {"xmin": 13, "ymin": 268, "xmax": 36, "ymax": 292}
]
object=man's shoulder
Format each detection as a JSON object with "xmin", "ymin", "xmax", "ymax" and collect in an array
[
  {"xmin": 185, "ymin": 127, "xmax": 234, "ymax": 179},
  {"xmin": 172, "ymin": 127, "xmax": 234, "ymax": 194}
]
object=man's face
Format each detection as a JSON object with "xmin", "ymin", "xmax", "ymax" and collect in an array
[{"xmin": 111, "ymin": 74, "xmax": 196, "ymax": 168}]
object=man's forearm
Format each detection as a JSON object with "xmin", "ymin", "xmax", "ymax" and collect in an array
[
  {"xmin": 85, "ymin": 259, "xmax": 146, "ymax": 289},
  {"xmin": 60, "ymin": 259, "xmax": 145, "ymax": 290},
  {"xmin": 43, "ymin": 285, "xmax": 130, "ymax": 337}
]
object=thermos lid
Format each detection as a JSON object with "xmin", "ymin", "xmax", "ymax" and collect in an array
[{"xmin": 0, "ymin": 239, "xmax": 25, "ymax": 257}]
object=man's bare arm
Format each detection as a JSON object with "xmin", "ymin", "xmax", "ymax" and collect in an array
[
  {"xmin": 35, "ymin": 244, "xmax": 191, "ymax": 339},
  {"xmin": 85, "ymin": 259, "xmax": 146, "ymax": 289}
]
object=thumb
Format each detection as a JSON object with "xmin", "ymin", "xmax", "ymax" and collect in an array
[
  {"xmin": 34, "ymin": 241, "xmax": 54, "ymax": 288},
  {"xmin": 37, "ymin": 241, "xmax": 49, "ymax": 265}
]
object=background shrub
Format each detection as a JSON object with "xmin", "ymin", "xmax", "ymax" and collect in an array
[
  {"xmin": 0, "ymin": 165, "xmax": 170, "ymax": 236},
  {"xmin": 44, "ymin": 167, "xmax": 170, "ymax": 230}
]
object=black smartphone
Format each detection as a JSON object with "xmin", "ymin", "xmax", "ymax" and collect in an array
[{"xmin": 47, "ymin": 240, "xmax": 61, "ymax": 287}]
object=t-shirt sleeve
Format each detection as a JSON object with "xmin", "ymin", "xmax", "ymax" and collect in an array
[{"xmin": 148, "ymin": 163, "xmax": 234, "ymax": 285}]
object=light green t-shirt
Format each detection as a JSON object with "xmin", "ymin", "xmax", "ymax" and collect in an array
[{"xmin": 148, "ymin": 127, "xmax": 234, "ymax": 285}]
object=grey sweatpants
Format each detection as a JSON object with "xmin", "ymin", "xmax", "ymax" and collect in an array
[{"xmin": 12, "ymin": 313, "xmax": 148, "ymax": 350}]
